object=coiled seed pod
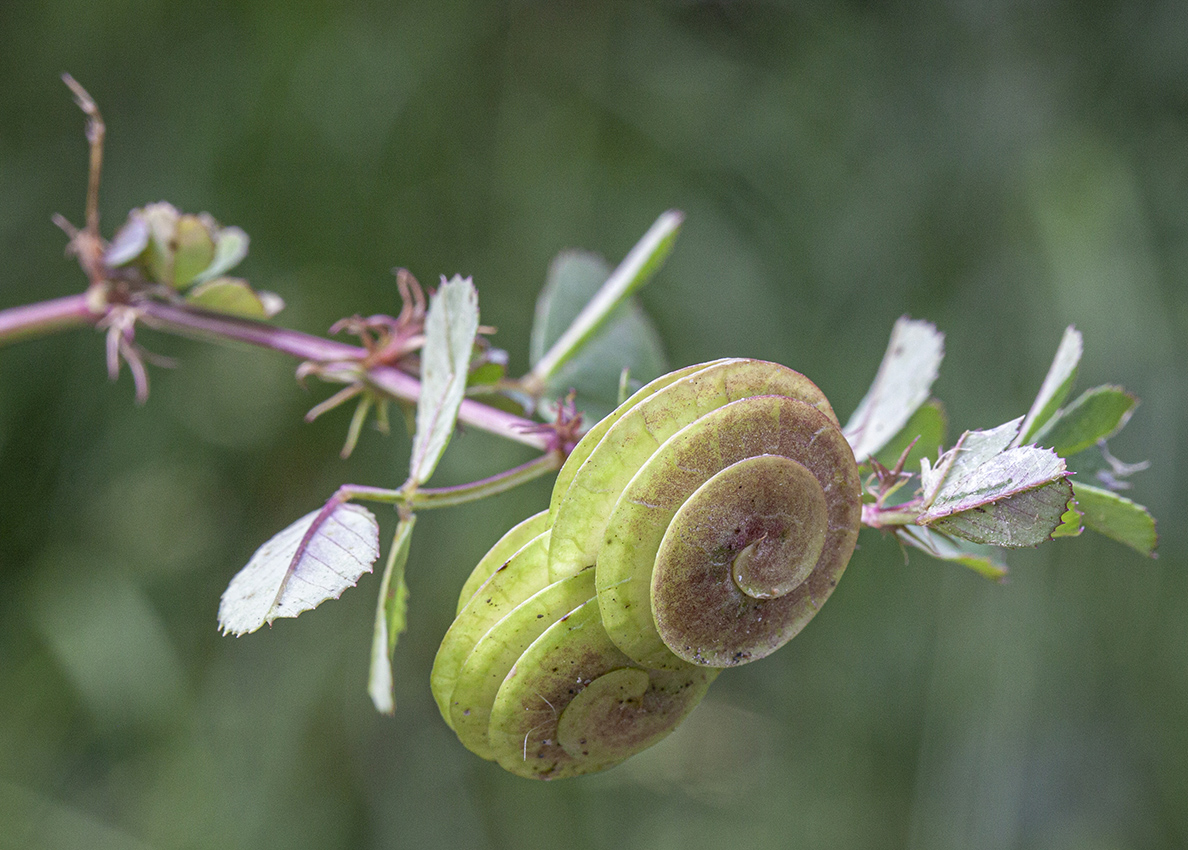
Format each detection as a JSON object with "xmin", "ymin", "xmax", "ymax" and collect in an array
[{"xmin": 431, "ymin": 359, "xmax": 862, "ymax": 779}]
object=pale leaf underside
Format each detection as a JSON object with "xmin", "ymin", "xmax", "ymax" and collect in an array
[
  {"xmin": 922, "ymin": 417, "xmax": 1024, "ymax": 506},
  {"xmin": 920, "ymin": 446, "xmax": 1072, "ymax": 548},
  {"xmin": 218, "ymin": 503, "xmax": 380, "ymax": 636},
  {"xmin": 843, "ymin": 316, "xmax": 945, "ymax": 462},
  {"xmin": 1015, "ymin": 325, "xmax": 1082, "ymax": 446},
  {"xmin": 409, "ymin": 276, "xmax": 480, "ymax": 485}
]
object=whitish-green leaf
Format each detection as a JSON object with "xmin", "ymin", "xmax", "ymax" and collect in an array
[
  {"xmin": 1031, "ymin": 385, "xmax": 1136, "ymax": 457},
  {"xmin": 1015, "ymin": 325, "xmax": 1082, "ymax": 446},
  {"xmin": 874, "ymin": 399, "xmax": 947, "ymax": 471},
  {"xmin": 218, "ymin": 502, "xmax": 380, "ymax": 636},
  {"xmin": 898, "ymin": 525, "xmax": 1009, "ymax": 581},
  {"xmin": 185, "ymin": 277, "xmax": 284, "ymax": 318},
  {"xmin": 843, "ymin": 317, "xmax": 945, "ymax": 461},
  {"xmin": 104, "ymin": 213, "xmax": 150, "ymax": 266},
  {"xmin": 529, "ymin": 250, "xmax": 667, "ymax": 422},
  {"xmin": 409, "ymin": 276, "xmax": 480, "ymax": 484},
  {"xmin": 920, "ymin": 446, "xmax": 1072, "ymax": 547},
  {"xmin": 369, "ymin": 515, "xmax": 416, "ymax": 714},
  {"xmin": 140, "ymin": 202, "xmax": 181, "ymax": 286},
  {"xmin": 921, "ymin": 416, "xmax": 1024, "ymax": 507},
  {"xmin": 1072, "ymin": 482, "xmax": 1157, "ymax": 557},
  {"xmin": 528, "ymin": 211, "xmax": 682, "ymax": 388},
  {"xmin": 924, "ymin": 444, "xmax": 1065, "ymax": 516},
  {"xmin": 191, "ymin": 225, "xmax": 250, "ymax": 285}
]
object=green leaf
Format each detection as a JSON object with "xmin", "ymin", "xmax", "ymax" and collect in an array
[
  {"xmin": 1031, "ymin": 385, "xmax": 1137, "ymax": 456},
  {"xmin": 529, "ymin": 250, "xmax": 668, "ymax": 422},
  {"xmin": 530, "ymin": 251, "xmax": 610, "ymax": 363},
  {"xmin": 185, "ymin": 277, "xmax": 283, "ymax": 318},
  {"xmin": 843, "ymin": 316, "xmax": 945, "ymax": 461},
  {"xmin": 1071, "ymin": 482, "xmax": 1157, "ymax": 557},
  {"xmin": 873, "ymin": 399, "xmax": 946, "ymax": 471},
  {"xmin": 929, "ymin": 479, "xmax": 1074, "ymax": 547},
  {"xmin": 898, "ymin": 525, "xmax": 1009, "ymax": 581},
  {"xmin": 140, "ymin": 202, "xmax": 181, "ymax": 285},
  {"xmin": 369, "ymin": 515, "xmax": 416, "ymax": 714},
  {"xmin": 171, "ymin": 214, "xmax": 216, "ymax": 288},
  {"xmin": 217, "ymin": 502, "xmax": 381, "ymax": 636},
  {"xmin": 920, "ymin": 446, "xmax": 1072, "ymax": 547},
  {"xmin": 467, "ymin": 352, "xmax": 506, "ymax": 388},
  {"xmin": 1015, "ymin": 325, "xmax": 1082, "ymax": 446},
  {"xmin": 1052, "ymin": 502, "xmax": 1084, "ymax": 538},
  {"xmin": 409, "ymin": 276, "xmax": 480, "ymax": 485},
  {"xmin": 527, "ymin": 211, "xmax": 682, "ymax": 390},
  {"xmin": 191, "ymin": 225, "xmax": 250, "ymax": 285}
]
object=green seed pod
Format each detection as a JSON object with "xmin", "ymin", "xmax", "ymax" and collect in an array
[
  {"xmin": 431, "ymin": 359, "xmax": 862, "ymax": 779},
  {"xmin": 431, "ymin": 527, "xmax": 552, "ymax": 731},
  {"xmin": 432, "ymin": 523, "xmax": 717, "ymax": 779},
  {"xmin": 452, "ymin": 510, "xmax": 550, "ymax": 616},
  {"xmin": 485, "ymin": 596, "xmax": 716, "ymax": 779},
  {"xmin": 594, "ymin": 393, "xmax": 860, "ymax": 669}
]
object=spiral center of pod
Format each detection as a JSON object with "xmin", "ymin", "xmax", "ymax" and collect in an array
[
  {"xmin": 727, "ymin": 457, "xmax": 828, "ymax": 599},
  {"xmin": 706, "ymin": 456, "xmax": 829, "ymax": 599},
  {"xmin": 556, "ymin": 667, "xmax": 651, "ymax": 760},
  {"xmin": 650, "ymin": 453, "xmax": 831, "ymax": 665}
]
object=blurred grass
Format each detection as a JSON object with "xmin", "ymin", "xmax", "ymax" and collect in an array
[{"xmin": 1, "ymin": 1, "xmax": 1185, "ymax": 848}]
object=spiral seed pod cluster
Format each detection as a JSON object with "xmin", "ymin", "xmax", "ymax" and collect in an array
[{"xmin": 431, "ymin": 359, "xmax": 862, "ymax": 779}]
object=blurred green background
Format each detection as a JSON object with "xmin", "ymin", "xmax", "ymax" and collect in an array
[{"xmin": 1, "ymin": 2, "xmax": 1185, "ymax": 848}]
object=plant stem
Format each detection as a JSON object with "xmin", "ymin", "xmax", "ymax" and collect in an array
[
  {"xmin": 134, "ymin": 299, "xmax": 366, "ymax": 360},
  {"xmin": 0, "ymin": 293, "xmax": 97, "ymax": 344},
  {"xmin": 339, "ymin": 451, "xmax": 563, "ymax": 511},
  {"xmin": 861, "ymin": 501, "xmax": 923, "ymax": 530},
  {"xmin": 410, "ymin": 451, "xmax": 562, "ymax": 508},
  {"xmin": 135, "ymin": 301, "xmax": 548, "ymax": 450},
  {"xmin": 0, "ymin": 293, "xmax": 549, "ymax": 450}
]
